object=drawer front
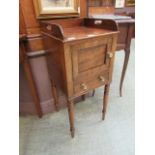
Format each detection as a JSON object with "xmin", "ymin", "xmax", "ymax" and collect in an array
[
  {"xmin": 71, "ymin": 37, "xmax": 113, "ymax": 95},
  {"xmin": 74, "ymin": 66, "xmax": 109, "ymax": 94}
]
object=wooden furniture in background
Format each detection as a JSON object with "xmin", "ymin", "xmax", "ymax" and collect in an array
[
  {"xmin": 41, "ymin": 18, "xmax": 118, "ymax": 137},
  {"xmin": 88, "ymin": 0, "xmax": 114, "ymax": 7},
  {"xmin": 87, "ymin": 0, "xmax": 135, "ymax": 17},
  {"xmin": 88, "ymin": 0, "xmax": 135, "ymax": 97},
  {"xmin": 20, "ymin": 1, "xmax": 42, "ymax": 117},
  {"xmin": 125, "ymin": 0, "xmax": 135, "ymax": 7},
  {"xmin": 19, "ymin": 34, "xmax": 43, "ymax": 117},
  {"xmin": 90, "ymin": 14, "xmax": 135, "ymax": 96},
  {"xmin": 88, "ymin": 0, "xmax": 135, "ymax": 7},
  {"xmin": 116, "ymin": 18, "xmax": 135, "ymax": 96}
]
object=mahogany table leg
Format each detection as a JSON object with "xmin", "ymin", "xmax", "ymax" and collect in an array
[
  {"xmin": 119, "ymin": 49, "xmax": 130, "ymax": 97},
  {"xmin": 102, "ymin": 84, "xmax": 110, "ymax": 120},
  {"xmin": 23, "ymin": 60, "xmax": 43, "ymax": 118},
  {"xmin": 92, "ymin": 90, "xmax": 95, "ymax": 97},
  {"xmin": 82, "ymin": 94, "xmax": 86, "ymax": 101},
  {"xmin": 67, "ymin": 100, "xmax": 75, "ymax": 138},
  {"xmin": 51, "ymin": 80, "xmax": 59, "ymax": 111}
]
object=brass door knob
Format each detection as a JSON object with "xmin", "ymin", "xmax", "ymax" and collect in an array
[
  {"xmin": 107, "ymin": 52, "xmax": 113, "ymax": 58},
  {"xmin": 80, "ymin": 83, "xmax": 87, "ymax": 90},
  {"xmin": 98, "ymin": 76, "xmax": 105, "ymax": 82}
]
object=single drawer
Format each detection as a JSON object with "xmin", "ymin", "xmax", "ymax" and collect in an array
[{"xmin": 73, "ymin": 66, "xmax": 109, "ymax": 95}]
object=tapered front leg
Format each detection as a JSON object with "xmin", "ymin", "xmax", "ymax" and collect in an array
[
  {"xmin": 67, "ymin": 100, "xmax": 75, "ymax": 138},
  {"xmin": 102, "ymin": 84, "xmax": 110, "ymax": 120}
]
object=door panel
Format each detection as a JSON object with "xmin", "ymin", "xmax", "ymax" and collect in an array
[{"xmin": 71, "ymin": 37, "xmax": 113, "ymax": 95}]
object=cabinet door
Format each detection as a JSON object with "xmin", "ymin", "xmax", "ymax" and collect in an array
[{"xmin": 71, "ymin": 37, "xmax": 113, "ymax": 95}]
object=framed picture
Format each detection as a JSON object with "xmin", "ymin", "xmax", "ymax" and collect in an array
[
  {"xmin": 125, "ymin": 0, "xmax": 135, "ymax": 7},
  {"xmin": 33, "ymin": 0, "xmax": 79, "ymax": 19},
  {"xmin": 115, "ymin": 0, "xmax": 125, "ymax": 8}
]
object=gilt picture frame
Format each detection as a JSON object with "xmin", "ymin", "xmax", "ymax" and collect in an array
[{"xmin": 33, "ymin": 0, "xmax": 79, "ymax": 19}]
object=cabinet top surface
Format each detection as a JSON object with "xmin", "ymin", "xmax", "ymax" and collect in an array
[
  {"xmin": 41, "ymin": 18, "xmax": 119, "ymax": 42},
  {"xmin": 63, "ymin": 26, "xmax": 117, "ymax": 42}
]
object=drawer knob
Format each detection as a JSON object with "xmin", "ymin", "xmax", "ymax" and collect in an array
[
  {"xmin": 107, "ymin": 52, "xmax": 113, "ymax": 58},
  {"xmin": 99, "ymin": 76, "xmax": 105, "ymax": 82},
  {"xmin": 80, "ymin": 83, "xmax": 87, "ymax": 90}
]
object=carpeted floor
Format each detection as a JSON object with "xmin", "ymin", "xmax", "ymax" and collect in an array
[{"xmin": 20, "ymin": 39, "xmax": 135, "ymax": 155}]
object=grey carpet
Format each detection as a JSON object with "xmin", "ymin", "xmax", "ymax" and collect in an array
[{"xmin": 20, "ymin": 39, "xmax": 135, "ymax": 155}]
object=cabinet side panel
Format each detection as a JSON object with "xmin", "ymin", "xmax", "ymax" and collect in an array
[
  {"xmin": 63, "ymin": 44, "xmax": 74, "ymax": 98},
  {"xmin": 42, "ymin": 35, "xmax": 67, "ymax": 94}
]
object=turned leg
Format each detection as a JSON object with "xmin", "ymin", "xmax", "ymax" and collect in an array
[
  {"xmin": 82, "ymin": 94, "xmax": 86, "ymax": 101},
  {"xmin": 51, "ymin": 80, "xmax": 59, "ymax": 111},
  {"xmin": 92, "ymin": 90, "xmax": 95, "ymax": 97},
  {"xmin": 23, "ymin": 60, "xmax": 43, "ymax": 118},
  {"xmin": 67, "ymin": 100, "xmax": 75, "ymax": 138},
  {"xmin": 102, "ymin": 84, "xmax": 110, "ymax": 120},
  {"xmin": 119, "ymin": 49, "xmax": 130, "ymax": 97}
]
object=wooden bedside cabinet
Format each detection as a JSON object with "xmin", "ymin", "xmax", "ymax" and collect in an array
[{"xmin": 41, "ymin": 18, "xmax": 119, "ymax": 137}]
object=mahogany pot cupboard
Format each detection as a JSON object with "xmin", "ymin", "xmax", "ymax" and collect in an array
[{"xmin": 41, "ymin": 18, "xmax": 119, "ymax": 137}]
